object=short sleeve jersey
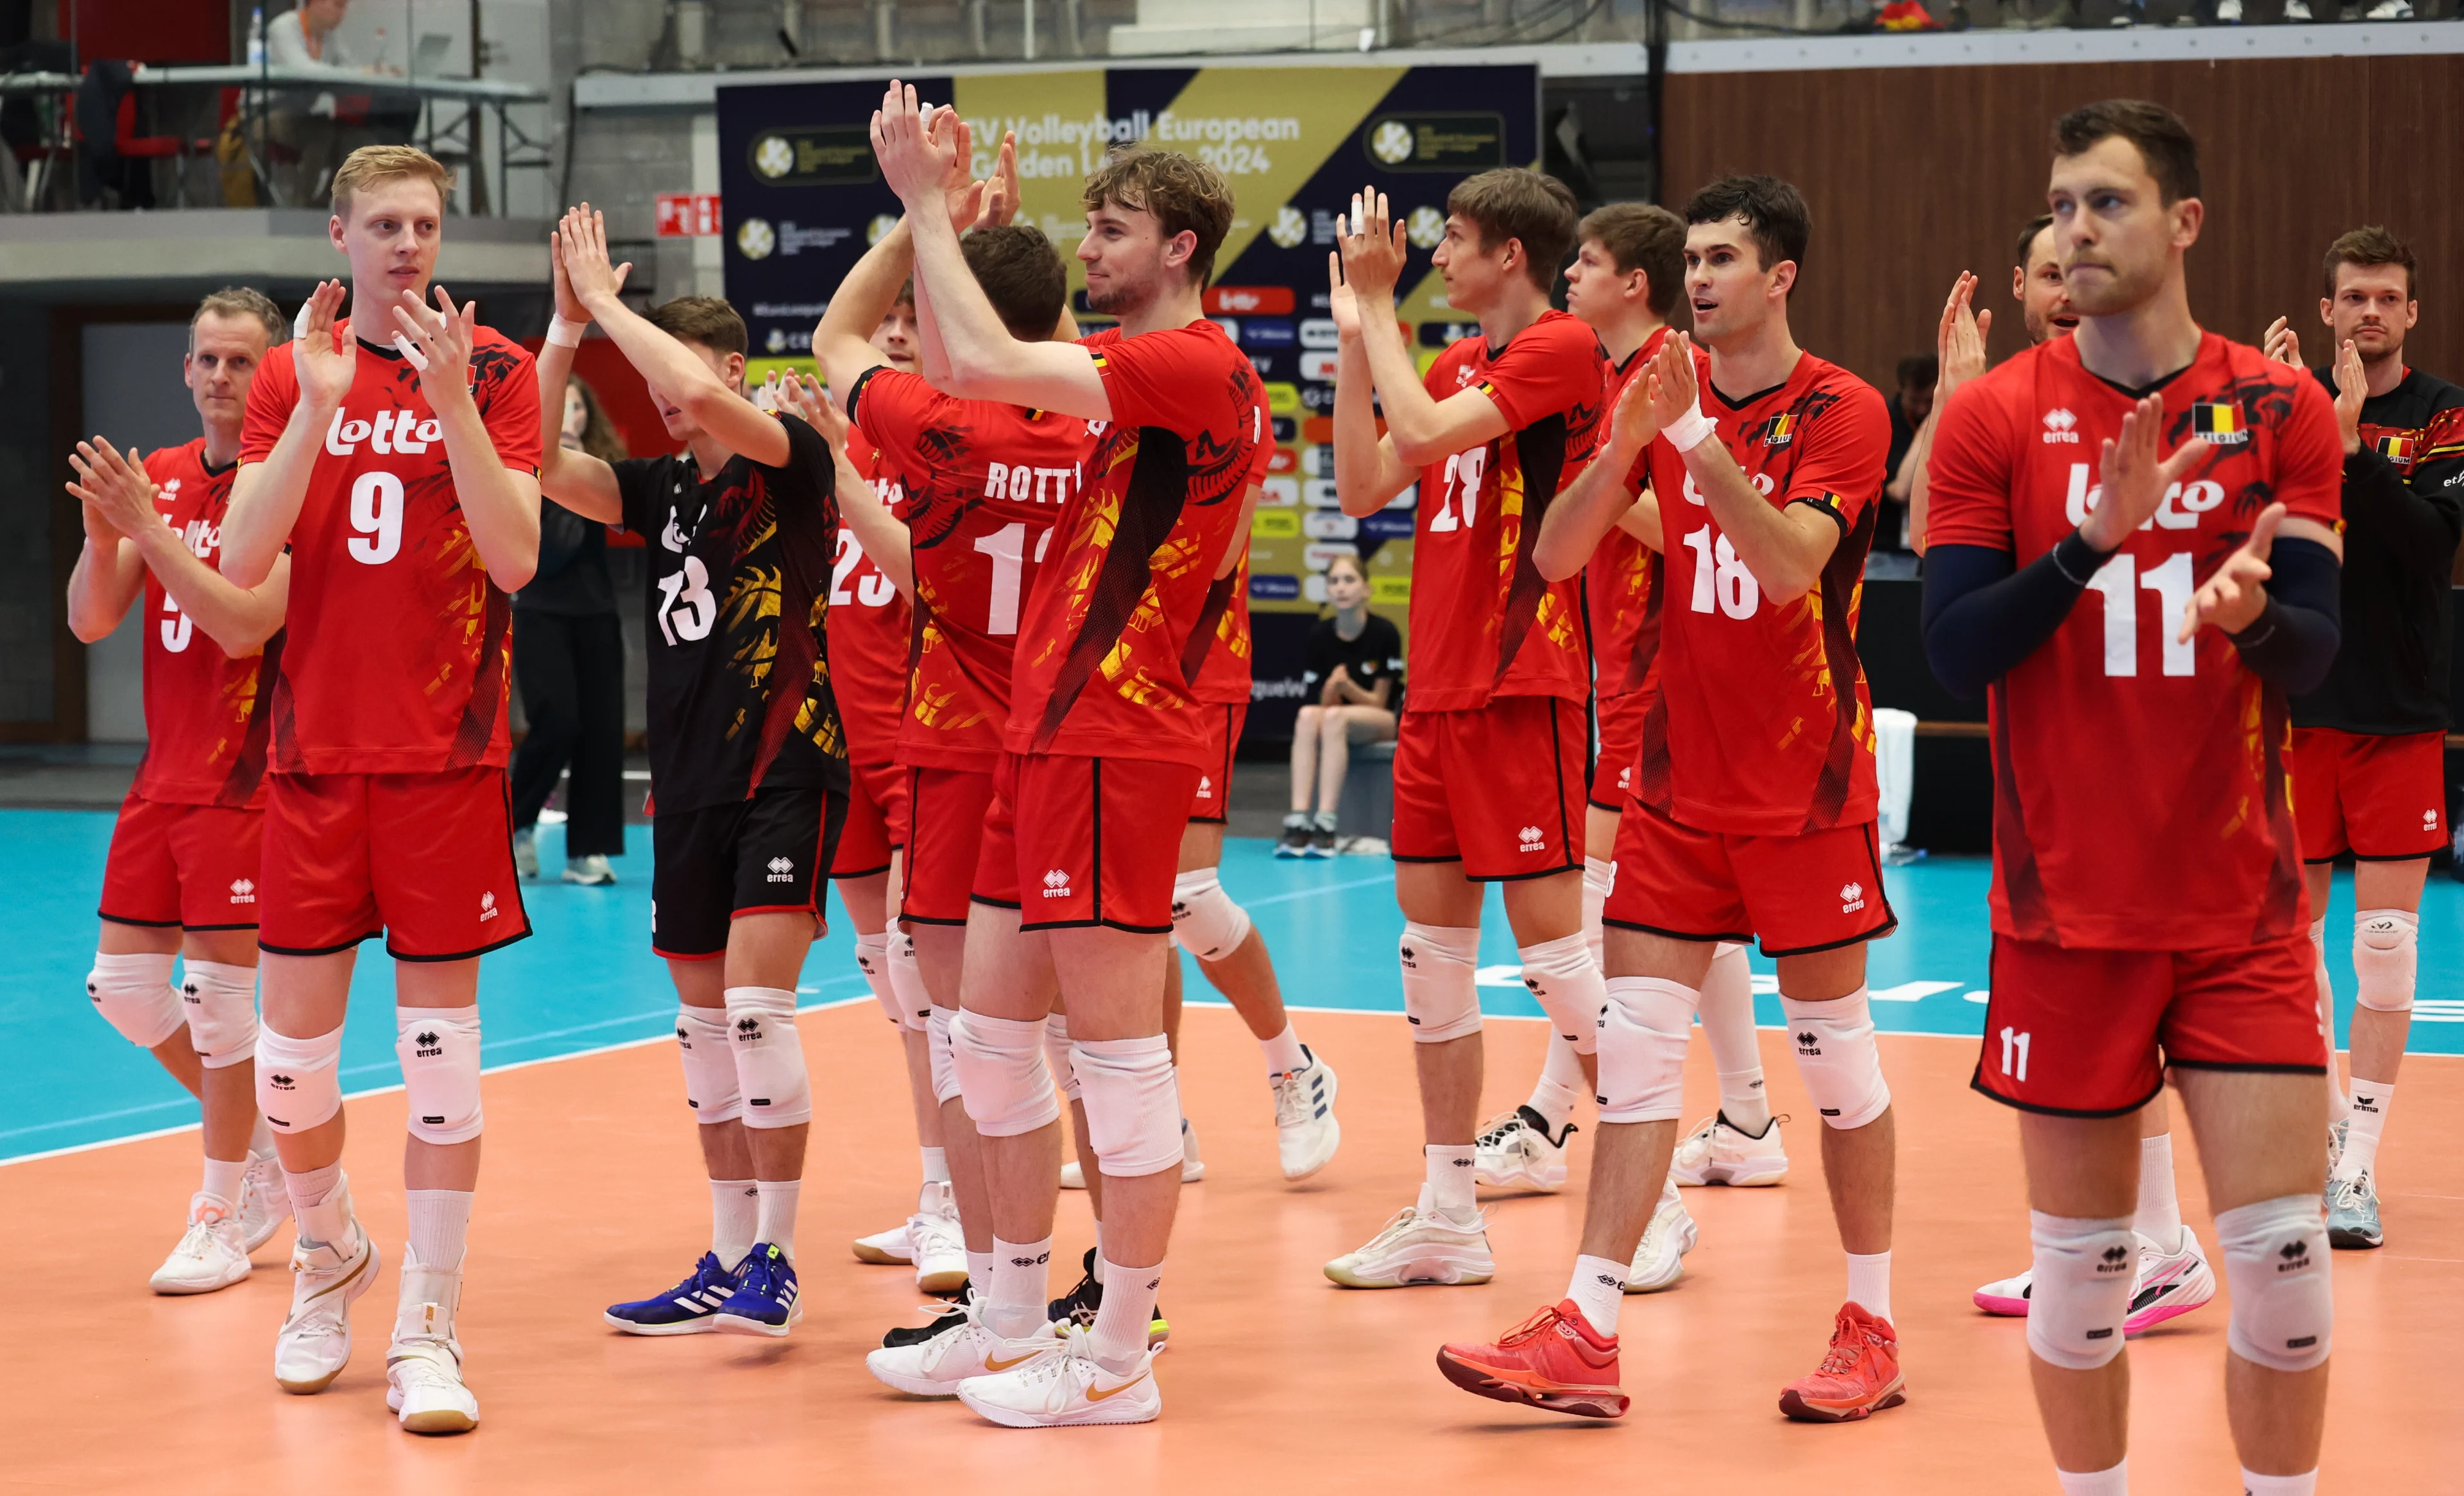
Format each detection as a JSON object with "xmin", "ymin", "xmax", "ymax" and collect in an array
[
  {"xmin": 1627, "ymin": 350, "xmax": 1890, "ymax": 837},
  {"xmin": 1189, "ymin": 393, "xmax": 1278, "ymax": 707},
  {"xmin": 1586, "ymin": 327, "xmax": 1670, "ymax": 700},
  {"xmin": 132, "ymin": 439, "xmax": 277, "ymax": 808},
  {"xmin": 848, "ymin": 364, "xmax": 1099, "ymax": 772},
  {"xmin": 826, "ymin": 436, "xmax": 914, "ymax": 767},
  {"xmin": 1005, "ymin": 321, "xmax": 1262, "ymax": 767},
  {"xmin": 1926, "ymin": 332, "xmax": 2344, "ymax": 949},
  {"xmin": 1407, "ymin": 309, "xmax": 1602, "ymax": 713},
  {"xmin": 612, "ymin": 413, "xmax": 848, "ymax": 815},
  {"xmin": 239, "ymin": 321, "xmax": 542, "ymax": 774}
]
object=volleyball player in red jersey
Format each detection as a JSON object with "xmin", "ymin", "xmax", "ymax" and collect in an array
[
  {"xmin": 1925, "ymin": 101, "xmax": 2345, "ymax": 1496},
  {"xmin": 1322, "ymin": 172, "xmax": 1608, "ymax": 1293},
  {"xmin": 221, "ymin": 146, "xmax": 542, "ymax": 1434},
  {"xmin": 65, "ymin": 288, "xmax": 293, "ymax": 1296},
  {"xmin": 873, "ymin": 87, "xmax": 1260, "ymax": 1427}
]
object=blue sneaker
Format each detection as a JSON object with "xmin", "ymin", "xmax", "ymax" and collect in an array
[
  {"xmin": 604, "ymin": 1252, "xmax": 740, "ymax": 1336},
  {"xmin": 713, "ymin": 1243, "xmax": 801, "ymax": 1337}
]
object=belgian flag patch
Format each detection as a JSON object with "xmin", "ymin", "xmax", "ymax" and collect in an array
[
  {"xmin": 1761, "ymin": 412, "xmax": 1797, "ymax": 447},
  {"xmin": 2191, "ymin": 401, "xmax": 2250, "ymax": 445},
  {"xmin": 2375, "ymin": 432, "xmax": 2417, "ymax": 465}
]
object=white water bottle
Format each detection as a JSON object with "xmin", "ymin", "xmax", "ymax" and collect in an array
[{"xmin": 246, "ymin": 7, "xmax": 266, "ymax": 65}]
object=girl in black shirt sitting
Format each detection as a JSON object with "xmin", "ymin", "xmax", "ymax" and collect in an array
[{"xmin": 1279, "ymin": 552, "xmax": 1403, "ymax": 857}]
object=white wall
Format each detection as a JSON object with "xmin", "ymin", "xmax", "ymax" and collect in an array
[{"xmin": 81, "ymin": 323, "xmax": 204, "ymax": 744}]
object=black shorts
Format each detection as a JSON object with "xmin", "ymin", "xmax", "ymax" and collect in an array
[{"xmin": 651, "ymin": 783, "xmax": 844, "ymax": 960}]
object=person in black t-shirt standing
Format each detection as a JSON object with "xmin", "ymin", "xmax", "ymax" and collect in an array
[
  {"xmin": 535, "ymin": 206, "xmax": 849, "ymax": 1341},
  {"xmin": 1279, "ymin": 552, "xmax": 1403, "ymax": 857},
  {"xmin": 2266, "ymin": 225, "xmax": 2464, "ymax": 1252}
]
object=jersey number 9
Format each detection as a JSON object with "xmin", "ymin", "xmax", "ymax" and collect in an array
[{"xmin": 348, "ymin": 471, "xmax": 404, "ymax": 565}]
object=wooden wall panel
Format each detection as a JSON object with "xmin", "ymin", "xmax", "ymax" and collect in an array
[{"xmin": 1661, "ymin": 56, "xmax": 2464, "ymax": 393}]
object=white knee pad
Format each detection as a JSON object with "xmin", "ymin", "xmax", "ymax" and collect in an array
[
  {"xmin": 726, "ymin": 986, "xmax": 812, "ymax": 1129},
  {"xmin": 1596, "ymin": 977, "xmax": 1696, "ymax": 1124},
  {"xmin": 952, "ymin": 1009, "xmax": 1060, "ymax": 1138},
  {"xmin": 255, "ymin": 1023, "xmax": 344, "ymax": 1134},
  {"xmin": 397, "ymin": 1007, "xmax": 484, "ymax": 1145},
  {"xmin": 1518, "ymin": 932, "xmax": 1605, "ymax": 1055},
  {"xmin": 1782, "ymin": 987, "xmax": 1892, "ymax": 1130},
  {"xmin": 87, "ymin": 950, "xmax": 183, "ymax": 1050},
  {"xmin": 1072, "ymin": 1035, "xmax": 1182, "ymax": 1177},
  {"xmin": 855, "ymin": 931, "xmax": 901, "ymax": 1025},
  {"xmin": 2217, "ymin": 1194, "xmax": 2333, "ymax": 1372},
  {"xmin": 889, "ymin": 933, "xmax": 932, "ymax": 1033},
  {"xmin": 1170, "ymin": 870, "xmax": 1253, "ymax": 963},
  {"xmin": 2352, "ymin": 909, "xmax": 2418, "ymax": 1013},
  {"xmin": 180, "ymin": 960, "xmax": 259, "ymax": 1069},
  {"xmin": 1400, "ymin": 922, "xmax": 1483, "ymax": 1044},
  {"xmin": 1045, "ymin": 1012, "xmax": 1081, "ymax": 1102},
  {"xmin": 675, "ymin": 1005, "xmax": 741, "ymax": 1123},
  {"xmin": 927, "ymin": 1006, "xmax": 961, "ymax": 1105},
  {"xmin": 2023, "ymin": 1212, "xmax": 2138, "ymax": 1371}
]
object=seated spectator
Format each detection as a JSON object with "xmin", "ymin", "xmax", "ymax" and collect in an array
[
  {"xmin": 1278, "ymin": 552, "xmax": 1402, "ymax": 858},
  {"xmin": 266, "ymin": 0, "xmax": 411, "ymax": 205}
]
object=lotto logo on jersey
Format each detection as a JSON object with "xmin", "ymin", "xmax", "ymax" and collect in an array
[
  {"xmin": 767, "ymin": 856, "xmax": 796, "ymax": 883},
  {"xmin": 325, "ymin": 407, "xmax": 443, "ymax": 455},
  {"xmin": 228, "ymin": 878, "xmax": 256, "ymax": 905},
  {"xmin": 2041, "ymin": 409, "xmax": 2081, "ymax": 445},
  {"xmin": 1840, "ymin": 881, "xmax": 1866, "ymax": 914},
  {"xmin": 2191, "ymin": 402, "xmax": 2250, "ymax": 446},
  {"xmin": 1759, "ymin": 413, "xmax": 1797, "ymax": 447},
  {"xmin": 1041, "ymin": 869, "xmax": 1073, "ymax": 898},
  {"xmin": 1518, "ymin": 825, "xmax": 1545, "ymax": 853}
]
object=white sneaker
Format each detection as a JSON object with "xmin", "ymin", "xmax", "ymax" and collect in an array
[
  {"xmin": 1179, "ymin": 1117, "xmax": 1206, "ymax": 1182},
  {"xmin": 1974, "ymin": 1230, "xmax": 2218, "ymax": 1336},
  {"xmin": 2363, "ymin": 0, "xmax": 2413, "ymax": 16},
  {"xmin": 275, "ymin": 1218, "xmax": 380, "ymax": 1394},
  {"xmin": 2215, "ymin": 0, "xmax": 2242, "ymax": 17},
  {"xmin": 238, "ymin": 1151, "xmax": 290, "ymax": 1254},
  {"xmin": 1473, "ymin": 1105, "xmax": 1573, "ymax": 1192},
  {"xmin": 1625, "ymin": 1180, "xmax": 1699, "ymax": 1293},
  {"xmin": 1668, "ymin": 1111, "xmax": 1788, "ymax": 1187},
  {"xmin": 1271, "ymin": 1048, "xmax": 1342, "ymax": 1181},
  {"xmin": 865, "ymin": 1300, "xmax": 1060, "ymax": 1397},
  {"xmin": 1059, "ymin": 1158, "xmax": 1088, "ymax": 1190},
  {"xmin": 852, "ymin": 1220, "xmax": 915, "ymax": 1264},
  {"xmin": 562, "ymin": 853, "xmax": 616, "ymax": 885},
  {"xmin": 2283, "ymin": 0, "xmax": 2313, "ymax": 16},
  {"xmin": 384, "ymin": 1253, "xmax": 477, "ymax": 1435},
  {"xmin": 910, "ymin": 1183, "xmax": 968, "ymax": 1295},
  {"xmin": 150, "ymin": 1193, "xmax": 252, "ymax": 1295},
  {"xmin": 956, "ymin": 1323, "xmax": 1161, "ymax": 1427},
  {"xmin": 513, "ymin": 828, "xmax": 539, "ymax": 878},
  {"xmin": 1323, "ymin": 1205, "xmax": 1494, "ymax": 1288}
]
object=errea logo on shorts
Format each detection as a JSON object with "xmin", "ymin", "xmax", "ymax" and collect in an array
[
  {"xmin": 2042, "ymin": 409, "xmax": 2081, "ymax": 444},
  {"xmin": 2426, "ymin": 808, "xmax": 2441, "ymax": 831},
  {"xmin": 228, "ymin": 878, "xmax": 255, "ymax": 905},
  {"xmin": 479, "ymin": 890, "xmax": 498, "ymax": 922},
  {"xmin": 1840, "ymin": 881, "xmax": 1866, "ymax": 914},
  {"xmin": 1518, "ymin": 826, "xmax": 1545, "ymax": 853},
  {"xmin": 1041, "ymin": 869, "xmax": 1073, "ymax": 898},
  {"xmin": 767, "ymin": 856, "xmax": 795, "ymax": 883},
  {"xmin": 1195, "ymin": 775, "xmax": 1213, "ymax": 801}
]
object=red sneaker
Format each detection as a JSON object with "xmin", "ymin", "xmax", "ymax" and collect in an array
[
  {"xmin": 1779, "ymin": 1302, "xmax": 1908, "ymax": 1423},
  {"xmin": 1435, "ymin": 1300, "xmax": 1628, "ymax": 1418}
]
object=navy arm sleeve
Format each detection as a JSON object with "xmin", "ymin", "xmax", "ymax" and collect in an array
[
  {"xmin": 1919, "ymin": 532, "xmax": 2114, "ymax": 699},
  {"xmin": 2221, "ymin": 537, "xmax": 2340, "ymax": 695}
]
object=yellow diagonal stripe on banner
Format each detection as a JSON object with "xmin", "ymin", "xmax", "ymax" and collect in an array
[
  {"xmin": 1143, "ymin": 65, "xmax": 1407, "ymax": 280},
  {"xmin": 952, "ymin": 72, "xmax": 1111, "ymax": 298}
]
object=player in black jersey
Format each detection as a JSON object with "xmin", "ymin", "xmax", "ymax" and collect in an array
[
  {"xmin": 2266, "ymin": 226, "xmax": 2464, "ymax": 1250},
  {"xmin": 533, "ymin": 206, "xmax": 859, "ymax": 1339}
]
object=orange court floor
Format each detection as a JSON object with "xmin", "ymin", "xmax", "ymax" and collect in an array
[{"xmin": 4, "ymin": 1005, "xmax": 2458, "ymax": 1496}]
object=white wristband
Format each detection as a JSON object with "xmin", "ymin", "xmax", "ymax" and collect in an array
[
  {"xmin": 546, "ymin": 316, "xmax": 586, "ymax": 349},
  {"xmin": 1664, "ymin": 400, "xmax": 1716, "ymax": 454}
]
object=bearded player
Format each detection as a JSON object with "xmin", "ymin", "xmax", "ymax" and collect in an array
[
  {"xmin": 222, "ymin": 146, "xmax": 543, "ymax": 1434},
  {"xmin": 1925, "ymin": 101, "xmax": 2345, "ymax": 1496}
]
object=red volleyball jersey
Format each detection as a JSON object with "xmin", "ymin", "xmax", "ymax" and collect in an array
[
  {"xmin": 1627, "ymin": 350, "xmax": 1890, "ymax": 836},
  {"xmin": 1188, "ymin": 391, "xmax": 1278, "ymax": 708},
  {"xmin": 848, "ymin": 364, "xmax": 1097, "ymax": 772},
  {"xmin": 1586, "ymin": 327, "xmax": 1669, "ymax": 699},
  {"xmin": 239, "ymin": 320, "xmax": 542, "ymax": 774},
  {"xmin": 827, "ymin": 436, "xmax": 914, "ymax": 767},
  {"xmin": 132, "ymin": 439, "xmax": 277, "ymax": 807},
  {"xmin": 1003, "ymin": 321, "xmax": 1261, "ymax": 768},
  {"xmin": 1926, "ymin": 331, "xmax": 2344, "ymax": 949},
  {"xmin": 1405, "ymin": 309, "xmax": 1602, "ymax": 713}
]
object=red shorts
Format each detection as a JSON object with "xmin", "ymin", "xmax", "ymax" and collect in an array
[
  {"xmin": 830, "ymin": 758, "xmax": 910, "ymax": 878},
  {"xmin": 1604, "ymin": 796, "xmax": 1895, "ymax": 956},
  {"xmin": 1392, "ymin": 696, "xmax": 1586, "ymax": 880},
  {"xmin": 975, "ymin": 752, "xmax": 1197, "ymax": 934},
  {"xmin": 902, "ymin": 765, "xmax": 998, "ymax": 926},
  {"xmin": 1972, "ymin": 932, "xmax": 2326, "ymax": 1117},
  {"xmin": 1590, "ymin": 691, "xmax": 1647, "ymax": 810},
  {"xmin": 2291, "ymin": 726, "xmax": 2446, "ymax": 862},
  {"xmin": 259, "ymin": 767, "xmax": 531, "ymax": 961},
  {"xmin": 98, "ymin": 791, "xmax": 264, "ymax": 931},
  {"xmin": 1187, "ymin": 704, "xmax": 1246, "ymax": 823}
]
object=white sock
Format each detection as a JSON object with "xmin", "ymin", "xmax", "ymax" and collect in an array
[
  {"xmin": 1527, "ymin": 1032, "xmax": 1587, "ymax": 1134},
  {"xmin": 1089, "ymin": 1256, "xmax": 1159, "ymax": 1374},
  {"xmin": 1580, "ymin": 856, "xmax": 1613, "ymax": 971},
  {"xmin": 248, "ymin": 1113, "xmax": 276, "ymax": 1157},
  {"xmin": 1421, "ymin": 1144, "xmax": 1477, "ymax": 1221},
  {"xmin": 2337, "ymin": 1080, "xmax": 2394, "ymax": 1181},
  {"xmin": 1698, "ymin": 944, "xmax": 1770, "ymax": 1133},
  {"xmin": 2239, "ymin": 1471, "xmax": 2316, "ymax": 1496},
  {"xmin": 2135, "ymin": 1132, "xmax": 2184, "ymax": 1253},
  {"xmin": 201, "ymin": 1155, "xmax": 246, "ymax": 1207},
  {"xmin": 920, "ymin": 1146, "xmax": 950, "ymax": 1185},
  {"xmin": 1566, "ymin": 1254, "xmax": 1625, "ymax": 1337},
  {"xmin": 966, "ymin": 1249, "xmax": 995, "ymax": 1287},
  {"xmin": 710, "ymin": 1177, "xmax": 757, "ymax": 1270},
  {"xmin": 404, "ymin": 1188, "xmax": 472, "ymax": 1271},
  {"xmin": 285, "ymin": 1159, "xmax": 352, "ymax": 1247},
  {"xmin": 2313, "ymin": 919, "xmax": 2350, "ymax": 1122},
  {"xmin": 1260, "ymin": 1023, "xmax": 1308, "ymax": 1078},
  {"xmin": 2054, "ymin": 1459, "xmax": 2128, "ymax": 1496},
  {"xmin": 986, "ymin": 1235, "xmax": 1052, "ymax": 1340},
  {"xmin": 1092, "ymin": 1218, "xmax": 1104, "ymax": 1259},
  {"xmin": 755, "ymin": 1178, "xmax": 800, "ymax": 1260},
  {"xmin": 1845, "ymin": 1250, "xmax": 1892, "ymax": 1322}
]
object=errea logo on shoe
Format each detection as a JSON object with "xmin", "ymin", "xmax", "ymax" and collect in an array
[
  {"xmin": 767, "ymin": 856, "xmax": 795, "ymax": 883},
  {"xmin": 1042, "ymin": 869, "xmax": 1073, "ymax": 898},
  {"xmin": 1518, "ymin": 826, "xmax": 1545, "ymax": 853},
  {"xmin": 1840, "ymin": 881, "xmax": 1865, "ymax": 914}
]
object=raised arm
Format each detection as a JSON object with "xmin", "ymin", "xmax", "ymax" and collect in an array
[
  {"xmin": 225, "ymin": 280, "xmax": 352, "ymax": 587},
  {"xmin": 1337, "ymin": 189, "xmax": 1511, "ymax": 467},
  {"xmin": 1329, "ymin": 251, "xmax": 1417, "ymax": 518},
  {"xmin": 64, "ymin": 489, "xmax": 146, "ymax": 643},
  {"xmin": 1646, "ymin": 334, "xmax": 1838, "ymax": 605},
  {"xmin": 389, "ymin": 286, "xmax": 543, "ymax": 590},
  {"xmin": 815, "ymin": 219, "xmax": 911, "ymax": 408},
  {"xmin": 73, "ymin": 439, "xmax": 288, "ymax": 655},
  {"xmin": 1908, "ymin": 272, "xmax": 1994, "ymax": 556},
  {"xmin": 1535, "ymin": 369, "xmax": 1663, "ymax": 580},
  {"xmin": 534, "ymin": 226, "xmax": 624, "ymax": 524}
]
